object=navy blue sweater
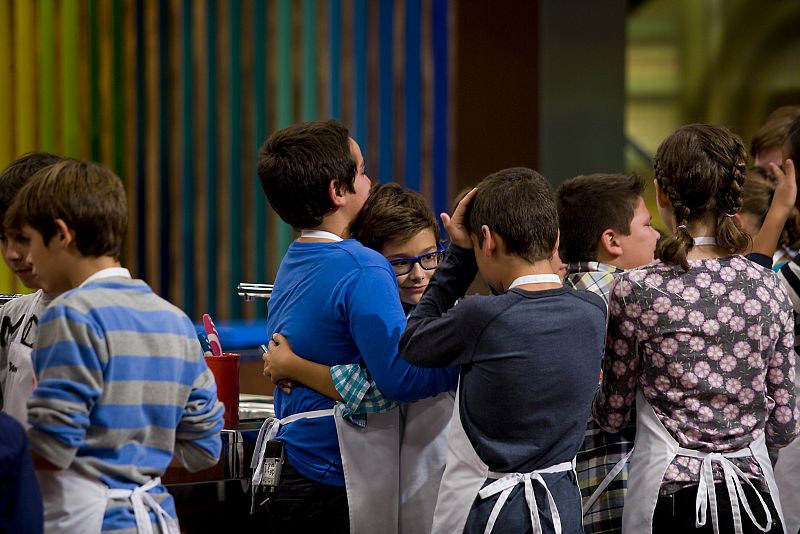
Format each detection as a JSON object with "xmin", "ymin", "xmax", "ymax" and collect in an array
[{"xmin": 400, "ymin": 245, "xmax": 606, "ymax": 534}]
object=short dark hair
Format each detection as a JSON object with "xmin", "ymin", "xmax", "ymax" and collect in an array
[
  {"xmin": 0, "ymin": 152, "xmax": 65, "ymax": 227},
  {"xmin": 257, "ymin": 119, "xmax": 357, "ymax": 229},
  {"xmin": 750, "ymin": 106, "xmax": 800, "ymax": 158},
  {"xmin": 351, "ymin": 182, "xmax": 440, "ymax": 252},
  {"xmin": 5, "ymin": 159, "xmax": 128, "ymax": 259},
  {"xmin": 787, "ymin": 116, "xmax": 800, "ymax": 164},
  {"xmin": 556, "ymin": 173, "xmax": 645, "ymax": 263},
  {"xmin": 465, "ymin": 167, "xmax": 557, "ymax": 263}
]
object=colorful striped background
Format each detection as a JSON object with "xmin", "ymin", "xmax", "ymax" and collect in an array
[{"xmin": 0, "ymin": 0, "xmax": 453, "ymax": 320}]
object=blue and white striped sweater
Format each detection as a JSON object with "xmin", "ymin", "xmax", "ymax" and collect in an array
[{"xmin": 28, "ymin": 277, "xmax": 223, "ymax": 533}]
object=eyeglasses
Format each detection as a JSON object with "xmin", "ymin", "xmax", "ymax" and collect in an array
[{"xmin": 388, "ymin": 250, "xmax": 444, "ymax": 276}]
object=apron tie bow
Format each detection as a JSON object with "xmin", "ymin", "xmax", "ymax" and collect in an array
[{"xmin": 107, "ymin": 477, "xmax": 179, "ymax": 534}]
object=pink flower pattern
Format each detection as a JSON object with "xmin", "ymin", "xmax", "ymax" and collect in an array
[{"xmin": 594, "ymin": 257, "xmax": 797, "ymax": 484}]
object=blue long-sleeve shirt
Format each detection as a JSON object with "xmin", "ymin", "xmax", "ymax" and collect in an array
[{"xmin": 268, "ymin": 239, "xmax": 458, "ymax": 486}]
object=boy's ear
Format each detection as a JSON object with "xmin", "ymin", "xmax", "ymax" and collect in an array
[
  {"xmin": 53, "ymin": 218, "xmax": 76, "ymax": 248},
  {"xmin": 328, "ymin": 179, "xmax": 346, "ymax": 207},
  {"xmin": 598, "ymin": 228, "xmax": 623, "ymax": 261},
  {"xmin": 480, "ymin": 225, "xmax": 496, "ymax": 256}
]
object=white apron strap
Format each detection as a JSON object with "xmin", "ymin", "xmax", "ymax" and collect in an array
[
  {"xmin": 479, "ymin": 459, "xmax": 575, "ymax": 534},
  {"xmin": 582, "ymin": 448, "xmax": 634, "ymax": 516},
  {"xmin": 107, "ymin": 477, "xmax": 179, "ymax": 534},
  {"xmin": 684, "ymin": 449, "xmax": 773, "ymax": 534},
  {"xmin": 250, "ymin": 408, "xmax": 335, "ymax": 485}
]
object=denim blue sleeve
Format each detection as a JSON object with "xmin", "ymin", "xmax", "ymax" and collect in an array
[
  {"xmin": 0, "ymin": 414, "xmax": 43, "ymax": 534},
  {"xmin": 344, "ymin": 265, "xmax": 458, "ymax": 402}
]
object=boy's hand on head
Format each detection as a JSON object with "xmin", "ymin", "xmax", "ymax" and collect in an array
[
  {"xmin": 441, "ymin": 187, "xmax": 477, "ymax": 249},
  {"xmin": 770, "ymin": 159, "xmax": 797, "ymax": 215}
]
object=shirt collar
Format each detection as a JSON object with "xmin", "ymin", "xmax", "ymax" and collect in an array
[
  {"xmin": 565, "ymin": 261, "xmax": 625, "ymax": 277},
  {"xmin": 79, "ymin": 267, "xmax": 132, "ymax": 288}
]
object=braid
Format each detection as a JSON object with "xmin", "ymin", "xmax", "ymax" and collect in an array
[
  {"xmin": 715, "ymin": 153, "xmax": 750, "ymax": 255},
  {"xmin": 656, "ymin": 179, "xmax": 694, "ymax": 271}
]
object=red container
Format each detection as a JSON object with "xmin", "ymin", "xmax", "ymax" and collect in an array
[{"xmin": 205, "ymin": 352, "xmax": 240, "ymax": 429}]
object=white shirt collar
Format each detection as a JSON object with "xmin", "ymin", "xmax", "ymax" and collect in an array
[{"xmin": 79, "ymin": 267, "xmax": 132, "ymax": 288}]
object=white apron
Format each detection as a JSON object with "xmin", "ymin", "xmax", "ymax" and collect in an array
[
  {"xmin": 38, "ymin": 468, "xmax": 179, "ymax": 534},
  {"xmin": 2, "ymin": 292, "xmax": 41, "ymax": 426},
  {"xmin": 623, "ymin": 390, "xmax": 786, "ymax": 534},
  {"xmin": 399, "ymin": 391, "xmax": 454, "ymax": 534},
  {"xmin": 431, "ymin": 388, "xmax": 575, "ymax": 534},
  {"xmin": 773, "ymin": 356, "xmax": 800, "ymax": 534},
  {"xmin": 252, "ymin": 395, "xmax": 453, "ymax": 534}
]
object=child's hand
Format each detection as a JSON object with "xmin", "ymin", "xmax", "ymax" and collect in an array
[
  {"xmin": 441, "ymin": 187, "xmax": 477, "ymax": 249},
  {"xmin": 769, "ymin": 159, "xmax": 797, "ymax": 216},
  {"xmin": 262, "ymin": 333, "xmax": 296, "ymax": 394}
]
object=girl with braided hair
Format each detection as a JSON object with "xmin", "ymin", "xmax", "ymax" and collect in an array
[{"xmin": 594, "ymin": 124, "xmax": 797, "ymax": 533}]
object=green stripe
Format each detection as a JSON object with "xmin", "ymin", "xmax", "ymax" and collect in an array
[
  {"xmin": 301, "ymin": 0, "xmax": 318, "ymax": 121},
  {"xmin": 88, "ymin": 0, "xmax": 101, "ymax": 160},
  {"xmin": 38, "ymin": 0, "xmax": 56, "ymax": 151},
  {"xmin": 205, "ymin": 0, "xmax": 218, "ymax": 316},
  {"xmin": 229, "ymin": 0, "xmax": 242, "ymax": 318},
  {"xmin": 181, "ymin": 0, "xmax": 195, "ymax": 317},
  {"xmin": 276, "ymin": 0, "xmax": 293, "ymax": 255},
  {"xmin": 61, "ymin": 0, "xmax": 80, "ymax": 156},
  {"xmin": 111, "ymin": 0, "xmax": 124, "ymax": 175}
]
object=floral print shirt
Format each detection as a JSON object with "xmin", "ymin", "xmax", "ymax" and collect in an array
[{"xmin": 593, "ymin": 256, "xmax": 799, "ymax": 484}]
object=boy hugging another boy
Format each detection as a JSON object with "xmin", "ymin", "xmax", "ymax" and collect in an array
[
  {"xmin": 5, "ymin": 159, "xmax": 224, "ymax": 533},
  {"xmin": 557, "ymin": 173, "xmax": 660, "ymax": 533},
  {"xmin": 399, "ymin": 167, "xmax": 607, "ymax": 534}
]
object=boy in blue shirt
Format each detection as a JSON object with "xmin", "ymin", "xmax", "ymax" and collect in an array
[
  {"xmin": 255, "ymin": 120, "xmax": 457, "ymax": 532},
  {"xmin": 5, "ymin": 159, "xmax": 223, "ymax": 533}
]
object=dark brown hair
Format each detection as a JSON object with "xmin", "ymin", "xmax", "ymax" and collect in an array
[
  {"xmin": 465, "ymin": 167, "xmax": 557, "ymax": 263},
  {"xmin": 0, "ymin": 152, "xmax": 65, "ymax": 229},
  {"xmin": 741, "ymin": 171, "xmax": 800, "ymax": 251},
  {"xmin": 655, "ymin": 124, "xmax": 750, "ymax": 270},
  {"xmin": 556, "ymin": 173, "xmax": 645, "ymax": 263},
  {"xmin": 787, "ymin": 115, "xmax": 800, "ymax": 164},
  {"xmin": 750, "ymin": 106, "xmax": 800, "ymax": 158},
  {"xmin": 5, "ymin": 159, "xmax": 128, "ymax": 259},
  {"xmin": 257, "ymin": 119, "xmax": 357, "ymax": 229},
  {"xmin": 350, "ymin": 182, "xmax": 440, "ymax": 252}
]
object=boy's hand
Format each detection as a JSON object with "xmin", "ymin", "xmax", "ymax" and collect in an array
[
  {"xmin": 441, "ymin": 187, "xmax": 477, "ymax": 249},
  {"xmin": 262, "ymin": 333, "xmax": 295, "ymax": 394},
  {"xmin": 769, "ymin": 159, "xmax": 797, "ymax": 214}
]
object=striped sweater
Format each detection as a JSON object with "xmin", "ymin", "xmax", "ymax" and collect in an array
[{"xmin": 27, "ymin": 276, "xmax": 224, "ymax": 533}]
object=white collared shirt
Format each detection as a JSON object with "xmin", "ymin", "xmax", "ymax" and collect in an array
[{"xmin": 79, "ymin": 267, "xmax": 132, "ymax": 288}]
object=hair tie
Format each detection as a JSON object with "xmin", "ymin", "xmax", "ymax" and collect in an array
[
  {"xmin": 677, "ymin": 224, "xmax": 687, "ymax": 230},
  {"xmin": 725, "ymin": 213, "xmax": 735, "ymax": 218}
]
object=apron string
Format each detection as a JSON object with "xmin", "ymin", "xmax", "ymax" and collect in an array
[
  {"xmin": 107, "ymin": 477, "xmax": 179, "ymax": 534},
  {"xmin": 694, "ymin": 452, "xmax": 773, "ymax": 534},
  {"xmin": 478, "ymin": 460, "xmax": 574, "ymax": 534},
  {"xmin": 582, "ymin": 448, "xmax": 634, "ymax": 515}
]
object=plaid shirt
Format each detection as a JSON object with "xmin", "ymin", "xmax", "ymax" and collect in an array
[
  {"xmin": 330, "ymin": 364, "xmax": 401, "ymax": 426},
  {"xmin": 565, "ymin": 261, "xmax": 632, "ymax": 534}
]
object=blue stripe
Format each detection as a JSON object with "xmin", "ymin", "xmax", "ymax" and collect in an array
[
  {"xmin": 105, "ymin": 355, "xmax": 202, "ymax": 384},
  {"xmin": 42, "ymin": 307, "xmax": 194, "ymax": 337},
  {"xmin": 432, "ymin": 0, "xmax": 449, "ymax": 218},
  {"xmin": 35, "ymin": 420, "xmax": 91, "ymax": 447},
  {"xmin": 253, "ymin": 0, "xmax": 269, "ymax": 319},
  {"xmin": 79, "ymin": 280, "xmax": 151, "ymax": 292},
  {"xmin": 39, "ymin": 307, "xmax": 104, "ymax": 337},
  {"xmin": 77, "ymin": 443, "xmax": 173, "ymax": 468},
  {"xmin": 404, "ymin": 0, "xmax": 421, "ymax": 191},
  {"xmin": 34, "ymin": 342, "xmax": 104, "ymax": 371},
  {"xmin": 378, "ymin": 0, "xmax": 393, "ymax": 183},
  {"xmin": 329, "ymin": 0, "xmax": 341, "ymax": 119},
  {"xmin": 92, "ymin": 404, "xmax": 184, "ymax": 429},
  {"xmin": 353, "ymin": 0, "xmax": 367, "ymax": 148}
]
